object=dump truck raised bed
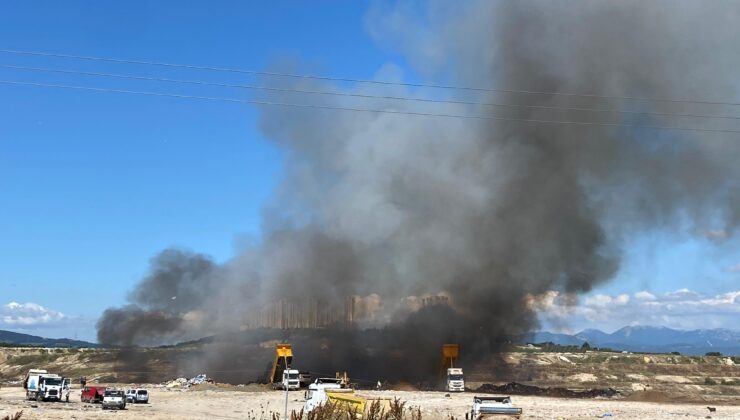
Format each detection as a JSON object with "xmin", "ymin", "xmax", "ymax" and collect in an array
[
  {"xmin": 442, "ymin": 344, "xmax": 465, "ymax": 392},
  {"xmin": 269, "ymin": 343, "xmax": 292, "ymax": 385}
]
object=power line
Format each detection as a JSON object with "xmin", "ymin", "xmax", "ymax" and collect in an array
[
  {"xmin": 3, "ymin": 48, "xmax": 740, "ymax": 107},
  {"xmin": 3, "ymin": 63, "xmax": 740, "ymax": 122},
  {"xmin": 3, "ymin": 79, "xmax": 740, "ymax": 134}
]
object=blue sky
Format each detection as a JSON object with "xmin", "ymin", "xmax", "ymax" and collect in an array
[{"xmin": 1, "ymin": 1, "xmax": 738, "ymax": 341}]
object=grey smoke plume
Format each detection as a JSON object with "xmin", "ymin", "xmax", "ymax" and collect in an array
[{"xmin": 98, "ymin": 1, "xmax": 740, "ymax": 381}]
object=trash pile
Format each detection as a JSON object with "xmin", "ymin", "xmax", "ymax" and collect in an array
[
  {"xmin": 164, "ymin": 374, "xmax": 214, "ymax": 390},
  {"xmin": 189, "ymin": 374, "xmax": 212, "ymax": 385},
  {"xmin": 165, "ymin": 377, "xmax": 189, "ymax": 389}
]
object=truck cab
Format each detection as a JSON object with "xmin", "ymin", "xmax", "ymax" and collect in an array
[
  {"xmin": 36, "ymin": 374, "xmax": 64, "ymax": 401},
  {"xmin": 446, "ymin": 367, "xmax": 465, "ymax": 392},
  {"xmin": 281, "ymin": 369, "xmax": 300, "ymax": 390}
]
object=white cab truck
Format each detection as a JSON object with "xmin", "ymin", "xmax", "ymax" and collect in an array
[
  {"xmin": 275, "ymin": 369, "xmax": 300, "ymax": 390},
  {"xmin": 24, "ymin": 370, "xmax": 65, "ymax": 402},
  {"xmin": 465, "ymin": 396, "xmax": 522, "ymax": 419},
  {"xmin": 446, "ymin": 367, "xmax": 465, "ymax": 392}
]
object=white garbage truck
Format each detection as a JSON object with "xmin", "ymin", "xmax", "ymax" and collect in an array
[{"xmin": 24, "ymin": 369, "xmax": 66, "ymax": 402}]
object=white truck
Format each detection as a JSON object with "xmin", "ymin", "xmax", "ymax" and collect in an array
[
  {"xmin": 446, "ymin": 367, "xmax": 465, "ymax": 392},
  {"xmin": 274, "ymin": 369, "xmax": 300, "ymax": 390},
  {"xmin": 465, "ymin": 396, "xmax": 522, "ymax": 419},
  {"xmin": 24, "ymin": 370, "xmax": 66, "ymax": 402}
]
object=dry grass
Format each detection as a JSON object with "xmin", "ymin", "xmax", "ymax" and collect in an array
[
  {"xmin": 288, "ymin": 399, "xmax": 436, "ymax": 420},
  {"xmin": 1, "ymin": 411, "xmax": 22, "ymax": 420}
]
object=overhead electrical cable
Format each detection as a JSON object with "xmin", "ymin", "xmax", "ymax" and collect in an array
[
  {"xmin": 3, "ymin": 79, "xmax": 740, "ymax": 134},
  {"xmin": 2, "ymin": 63, "xmax": 739, "ymax": 122},
  {"xmin": 2, "ymin": 48, "xmax": 740, "ymax": 107}
]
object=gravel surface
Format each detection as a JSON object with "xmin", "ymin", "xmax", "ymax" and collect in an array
[{"xmin": 1, "ymin": 386, "xmax": 739, "ymax": 419}]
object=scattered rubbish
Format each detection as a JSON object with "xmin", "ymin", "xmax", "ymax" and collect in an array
[
  {"xmin": 707, "ymin": 406, "xmax": 717, "ymax": 413},
  {"xmin": 165, "ymin": 377, "xmax": 188, "ymax": 389},
  {"xmin": 164, "ymin": 374, "xmax": 214, "ymax": 389},
  {"xmin": 597, "ymin": 412, "xmax": 613, "ymax": 418},
  {"xmin": 188, "ymin": 374, "xmax": 213, "ymax": 385},
  {"xmin": 476, "ymin": 382, "xmax": 620, "ymax": 399}
]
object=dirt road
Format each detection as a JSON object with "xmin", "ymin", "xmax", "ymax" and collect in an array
[{"xmin": 1, "ymin": 386, "xmax": 739, "ymax": 419}]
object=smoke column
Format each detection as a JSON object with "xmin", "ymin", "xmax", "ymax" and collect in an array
[{"xmin": 98, "ymin": 1, "xmax": 740, "ymax": 382}]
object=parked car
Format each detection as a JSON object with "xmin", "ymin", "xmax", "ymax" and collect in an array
[
  {"xmin": 80, "ymin": 386, "xmax": 107, "ymax": 403},
  {"xmin": 125, "ymin": 388, "xmax": 136, "ymax": 403},
  {"xmin": 102, "ymin": 389, "xmax": 126, "ymax": 410},
  {"xmin": 133, "ymin": 388, "xmax": 149, "ymax": 403}
]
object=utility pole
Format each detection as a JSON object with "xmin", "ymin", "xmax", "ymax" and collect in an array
[{"xmin": 283, "ymin": 358, "xmax": 289, "ymax": 420}]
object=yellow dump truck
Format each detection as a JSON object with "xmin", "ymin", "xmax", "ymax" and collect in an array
[{"xmin": 269, "ymin": 343, "xmax": 300, "ymax": 389}]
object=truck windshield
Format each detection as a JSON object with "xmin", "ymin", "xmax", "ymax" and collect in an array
[
  {"xmin": 448, "ymin": 374, "xmax": 464, "ymax": 381},
  {"xmin": 44, "ymin": 378, "xmax": 62, "ymax": 386},
  {"xmin": 288, "ymin": 373, "xmax": 299, "ymax": 379}
]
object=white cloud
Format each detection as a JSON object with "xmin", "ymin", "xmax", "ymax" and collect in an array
[
  {"xmin": 634, "ymin": 291, "xmax": 656, "ymax": 301},
  {"xmin": 0, "ymin": 302, "xmax": 69, "ymax": 328},
  {"xmin": 530, "ymin": 289, "xmax": 740, "ymax": 332},
  {"xmin": 583, "ymin": 293, "xmax": 629, "ymax": 308},
  {"xmin": 727, "ymin": 263, "xmax": 740, "ymax": 273}
]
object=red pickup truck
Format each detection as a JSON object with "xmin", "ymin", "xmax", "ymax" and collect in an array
[{"xmin": 80, "ymin": 386, "xmax": 106, "ymax": 403}]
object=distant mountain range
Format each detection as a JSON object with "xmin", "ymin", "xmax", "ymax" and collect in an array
[
  {"xmin": 524, "ymin": 326, "xmax": 740, "ymax": 355},
  {"xmin": 0, "ymin": 329, "xmax": 97, "ymax": 348},
  {"xmin": 2, "ymin": 326, "xmax": 738, "ymax": 355}
]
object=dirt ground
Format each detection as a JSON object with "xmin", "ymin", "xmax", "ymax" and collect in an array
[{"xmin": 1, "ymin": 386, "xmax": 739, "ymax": 420}]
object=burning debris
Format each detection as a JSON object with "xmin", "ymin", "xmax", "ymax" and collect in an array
[{"xmin": 98, "ymin": 0, "xmax": 740, "ymax": 383}]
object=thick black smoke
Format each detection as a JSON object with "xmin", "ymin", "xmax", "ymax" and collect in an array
[{"xmin": 98, "ymin": 1, "xmax": 740, "ymax": 382}]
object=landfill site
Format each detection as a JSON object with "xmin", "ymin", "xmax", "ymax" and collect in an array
[
  {"xmin": 4, "ymin": 1, "xmax": 740, "ymax": 419},
  {"xmin": 1, "ymin": 334, "xmax": 740, "ymax": 419}
]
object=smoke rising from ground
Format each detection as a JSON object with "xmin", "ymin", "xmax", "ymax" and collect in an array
[{"xmin": 97, "ymin": 1, "xmax": 740, "ymax": 382}]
